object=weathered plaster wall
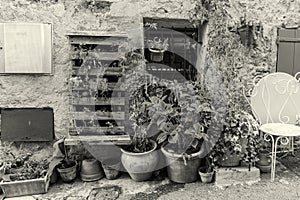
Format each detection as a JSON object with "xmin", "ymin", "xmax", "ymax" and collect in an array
[
  {"xmin": 195, "ymin": 0, "xmax": 300, "ymax": 111},
  {"xmin": 0, "ymin": 0, "xmax": 299, "ymax": 154},
  {"xmin": 0, "ymin": 0, "xmax": 196, "ymax": 159},
  {"xmin": 0, "ymin": 0, "xmax": 194, "ymax": 140}
]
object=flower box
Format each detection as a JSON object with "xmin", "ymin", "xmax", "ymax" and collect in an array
[{"xmin": 0, "ymin": 172, "xmax": 50, "ymax": 198}]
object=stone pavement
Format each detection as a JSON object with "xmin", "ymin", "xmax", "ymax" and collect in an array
[{"xmin": 2, "ymin": 155, "xmax": 300, "ymax": 200}]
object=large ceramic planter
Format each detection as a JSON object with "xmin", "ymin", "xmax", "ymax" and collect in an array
[
  {"xmin": 121, "ymin": 140, "xmax": 158, "ymax": 182},
  {"xmin": 161, "ymin": 145, "xmax": 205, "ymax": 183}
]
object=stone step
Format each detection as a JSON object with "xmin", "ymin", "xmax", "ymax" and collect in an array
[{"xmin": 215, "ymin": 166, "xmax": 260, "ymax": 187}]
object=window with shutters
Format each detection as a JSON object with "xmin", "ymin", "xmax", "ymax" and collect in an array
[{"xmin": 277, "ymin": 28, "xmax": 300, "ymax": 76}]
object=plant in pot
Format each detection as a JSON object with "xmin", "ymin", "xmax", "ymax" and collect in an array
[
  {"xmin": 211, "ymin": 110, "xmax": 260, "ymax": 168},
  {"xmin": 154, "ymin": 81, "xmax": 212, "ymax": 183},
  {"xmin": 147, "ymin": 37, "xmax": 169, "ymax": 62},
  {"xmin": 198, "ymin": 155, "xmax": 215, "ymax": 183},
  {"xmin": 56, "ymin": 144, "xmax": 78, "ymax": 183},
  {"xmin": 256, "ymin": 139, "xmax": 271, "ymax": 173},
  {"xmin": 121, "ymin": 69, "xmax": 181, "ymax": 182},
  {"xmin": 120, "ymin": 125, "xmax": 158, "ymax": 182}
]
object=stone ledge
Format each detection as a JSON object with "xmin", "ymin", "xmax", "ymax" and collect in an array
[{"xmin": 215, "ymin": 166, "xmax": 261, "ymax": 187}]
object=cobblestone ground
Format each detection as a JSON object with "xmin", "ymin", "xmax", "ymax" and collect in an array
[{"xmin": 2, "ymin": 152, "xmax": 300, "ymax": 200}]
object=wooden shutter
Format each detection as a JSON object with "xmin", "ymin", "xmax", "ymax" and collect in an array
[
  {"xmin": 277, "ymin": 28, "xmax": 300, "ymax": 76},
  {"xmin": 65, "ymin": 31, "xmax": 131, "ymax": 146}
]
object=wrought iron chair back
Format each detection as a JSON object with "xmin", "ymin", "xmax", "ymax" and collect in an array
[{"xmin": 245, "ymin": 72, "xmax": 300, "ymax": 125}]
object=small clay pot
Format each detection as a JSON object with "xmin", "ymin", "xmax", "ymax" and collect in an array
[
  {"xmin": 257, "ymin": 150, "xmax": 271, "ymax": 166},
  {"xmin": 199, "ymin": 169, "xmax": 215, "ymax": 183},
  {"xmin": 256, "ymin": 163, "xmax": 271, "ymax": 173},
  {"xmin": 57, "ymin": 161, "xmax": 77, "ymax": 183},
  {"xmin": 101, "ymin": 159, "xmax": 121, "ymax": 180},
  {"xmin": 80, "ymin": 159, "xmax": 104, "ymax": 182}
]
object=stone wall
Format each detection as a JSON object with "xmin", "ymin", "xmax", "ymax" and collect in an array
[{"xmin": 0, "ymin": 0, "xmax": 299, "ymax": 155}]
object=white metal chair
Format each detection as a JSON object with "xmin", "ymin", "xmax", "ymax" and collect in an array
[{"xmin": 246, "ymin": 72, "xmax": 300, "ymax": 181}]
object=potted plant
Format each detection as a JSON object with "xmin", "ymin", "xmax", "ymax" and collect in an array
[
  {"xmin": 198, "ymin": 155, "xmax": 215, "ymax": 183},
  {"xmin": 211, "ymin": 110, "xmax": 260, "ymax": 167},
  {"xmin": 147, "ymin": 37, "xmax": 169, "ymax": 62},
  {"xmin": 154, "ymin": 81, "xmax": 212, "ymax": 183},
  {"xmin": 121, "ymin": 125, "xmax": 158, "ymax": 182},
  {"xmin": 123, "ymin": 68, "xmax": 212, "ymax": 183},
  {"xmin": 121, "ymin": 69, "xmax": 178, "ymax": 182},
  {"xmin": 56, "ymin": 144, "xmax": 77, "ymax": 183},
  {"xmin": 256, "ymin": 140, "xmax": 271, "ymax": 173},
  {"xmin": 0, "ymin": 154, "xmax": 51, "ymax": 198}
]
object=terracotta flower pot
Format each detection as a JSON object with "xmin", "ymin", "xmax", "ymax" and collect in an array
[
  {"xmin": 80, "ymin": 159, "xmax": 104, "ymax": 182},
  {"xmin": 219, "ymin": 151, "xmax": 241, "ymax": 167},
  {"xmin": 121, "ymin": 140, "xmax": 158, "ymax": 182},
  {"xmin": 199, "ymin": 169, "xmax": 215, "ymax": 183},
  {"xmin": 257, "ymin": 150, "xmax": 271, "ymax": 166},
  {"xmin": 57, "ymin": 161, "xmax": 77, "ymax": 183},
  {"xmin": 161, "ymin": 145, "xmax": 205, "ymax": 183},
  {"xmin": 101, "ymin": 159, "xmax": 121, "ymax": 180}
]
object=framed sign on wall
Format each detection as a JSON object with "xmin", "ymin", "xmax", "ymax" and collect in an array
[{"xmin": 0, "ymin": 22, "xmax": 52, "ymax": 74}]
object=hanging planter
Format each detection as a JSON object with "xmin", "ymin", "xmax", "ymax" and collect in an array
[
  {"xmin": 147, "ymin": 37, "xmax": 169, "ymax": 62},
  {"xmin": 149, "ymin": 48, "xmax": 165, "ymax": 62}
]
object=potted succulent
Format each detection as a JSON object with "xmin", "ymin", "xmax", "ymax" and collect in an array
[{"xmin": 147, "ymin": 37, "xmax": 169, "ymax": 62}]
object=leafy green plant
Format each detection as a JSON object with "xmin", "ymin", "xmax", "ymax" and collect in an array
[
  {"xmin": 211, "ymin": 110, "xmax": 260, "ymax": 164},
  {"xmin": 200, "ymin": 155, "xmax": 215, "ymax": 173},
  {"xmin": 125, "ymin": 68, "xmax": 212, "ymax": 154},
  {"xmin": 147, "ymin": 37, "xmax": 169, "ymax": 51},
  {"xmin": 0, "ymin": 153, "xmax": 49, "ymax": 182}
]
